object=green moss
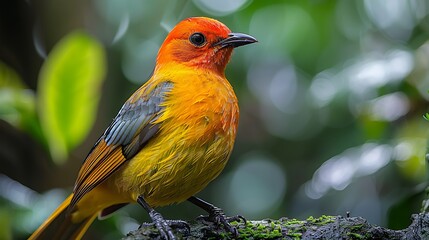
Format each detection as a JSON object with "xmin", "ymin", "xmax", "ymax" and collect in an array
[
  {"xmin": 347, "ymin": 232, "xmax": 364, "ymax": 239},
  {"xmin": 284, "ymin": 219, "xmax": 305, "ymax": 225},
  {"xmin": 350, "ymin": 224, "xmax": 364, "ymax": 231},
  {"xmin": 341, "ymin": 223, "xmax": 368, "ymax": 240},
  {"xmin": 236, "ymin": 220, "xmax": 283, "ymax": 239},
  {"xmin": 306, "ymin": 215, "xmax": 336, "ymax": 225},
  {"xmin": 286, "ymin": 231, "xmax": 302, "ymax": 237},
  {"xmin": 195, "ymin": 216, "xmax": 338, "ymax": 239},
  {"xmin": 229, "ymin": 221, "xmax": 239, "ymax": 225},
  {"xmin": 257, "ymin": 224, "xmax": 266, "ymax": 231}
]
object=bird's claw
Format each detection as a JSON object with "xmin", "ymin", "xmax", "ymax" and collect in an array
[
  {"xmin": 197, "ymin": 209, "xmax": 245, "ymax": 237},
  {"xmin": 141, "ymin": 211, "xmax": 177, "ymax": 240},
  {"xmin": 227, "ymin": 215, "xmax": 247, "ymax": 225},
  {"xmin": 140, "ymin": 219, "xmax": 190, "ymax": 231},
  {"xmin": 139, "ymin": 219, "xmax": 190, "ymax": 239},
  {"xmin": 166, "ymin": 220, "xmax": 191, "ymax": 235}
]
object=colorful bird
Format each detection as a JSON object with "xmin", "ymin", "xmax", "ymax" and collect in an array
[{"xmin": 29, "ymin": 17, "xmax": 257, "ymax": 240}]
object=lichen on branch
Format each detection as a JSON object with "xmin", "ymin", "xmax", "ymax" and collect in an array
[{"xmin": 124, "ymin": 213, "xmax": 429, "ymax": 239}]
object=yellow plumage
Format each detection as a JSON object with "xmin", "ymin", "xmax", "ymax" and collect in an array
[
  {"xmin": 29, "ymin": 16, "xmax": 256, "ymax": 240},
  {"xmin": 115, "ymin": 65, "xmax": 239, "ymax": 207}
]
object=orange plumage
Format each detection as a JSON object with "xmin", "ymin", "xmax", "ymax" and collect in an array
[{"xmin": 29, "ymin": 17, "xmax": 256, "ymax": 240}]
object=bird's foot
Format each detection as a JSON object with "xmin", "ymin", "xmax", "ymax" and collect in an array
[
  {"xmin": 149, "ymin": 210, "xmax": 176, "ymax": 240},
  {"xmin": 138, "ymin": 195, "xmax": 189, "ymax": 240},
  {"xmin": 140, "ymin": 219, "xmax": 190, "ymax": 239},
  {"xmin": 197, "ymin": 207, "xmax": 246, "ymax": 237}
]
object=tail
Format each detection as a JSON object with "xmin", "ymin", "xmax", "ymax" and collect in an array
[{"xmin": 28, "ymin": 194, "xmax": 97, "ymax": 240}]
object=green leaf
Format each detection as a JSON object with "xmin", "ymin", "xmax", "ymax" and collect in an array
[
  {"xmin": 0, "ymin": 61, "xmax": 45, "ymax": 145},
  {"xmin": 0, "ymin": 62, "xmax": 32, "ymax": 127},
  {"xmin": 0, "ymin": 88, "xmax": 36, "ymax": 130},
  {"xmin": 424, "ymin": 113, "xmax": 429, "ymax": 121},
  {"xmin": 38, "ymin": 31, "xmax": 106, "ymax": 163},
  {"xmin": 0, "ymin": 60, "xmax": 26, "ymax": 89}
]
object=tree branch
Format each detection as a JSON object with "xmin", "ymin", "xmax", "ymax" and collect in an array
[{"xmin": 123, "ymin": 213, "xmax": 429, "ymax": 239}]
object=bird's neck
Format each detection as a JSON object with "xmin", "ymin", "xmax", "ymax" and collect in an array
[
  {"xmin": 155, "ymin": 44, "xmax": 233, "ymax": 76},
  {"xmin": 154, "ymin": 60, "xmax": 227, "ymax": 78}
]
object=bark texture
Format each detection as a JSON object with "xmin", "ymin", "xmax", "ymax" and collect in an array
[{"xmin": 123, "ymin": 213, "xmax": 429, "ymax": 239}]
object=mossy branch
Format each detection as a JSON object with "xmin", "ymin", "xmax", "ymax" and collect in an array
[{"xmin": 123, "ymin": 213, "xmax": 429, "ymax": 239}]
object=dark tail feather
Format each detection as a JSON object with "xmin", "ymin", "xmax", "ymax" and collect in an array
[
  {"xmin": 28, "ymin": 194, "xmax": 97, "ymax": 240},
  {"xmin": 99, "ymin": 203, "xmax": 128, "ymax": 219}
]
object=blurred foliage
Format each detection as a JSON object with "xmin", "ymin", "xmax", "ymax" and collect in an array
[
  {"xmin": 0, "ymin": 62, "xmax": 40, "ymax": 141},
  {"xmin": 1, "ymin": 0, "xmax": 429, "ymax": 239},
  {"xmin": 38, "ymin": 31, "xmax": 106, "ymax": 163},
  {"xmin": 0, "ymin": 31, "xmax": 106, "ymax": 163}
]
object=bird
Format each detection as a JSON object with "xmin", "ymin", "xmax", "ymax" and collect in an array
[{"xmin": 29, "ymin": 16, "xmax": 257, "ymax": 240}]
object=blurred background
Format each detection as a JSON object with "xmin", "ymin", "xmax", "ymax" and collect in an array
[{"xmin": 1, "ymin": 0, "xmax": 429, "ymax": 239}]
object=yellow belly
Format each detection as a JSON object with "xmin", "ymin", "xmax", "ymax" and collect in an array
[
  {"xmin": 107, "ymin": 72, "xmax": 238, "ymax": 207},
  {"xmin": 108, "ymin": 124, "xmax": 234, "ymax": 207}
]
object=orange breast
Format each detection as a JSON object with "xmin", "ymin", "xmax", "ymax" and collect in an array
[
  {"xmin": 109, "ymin": 66, "xmax": 240, "ymax": 207},
  {"xmin": 160, "ymin": 69, "xmax": 239, "ymax": 143}
]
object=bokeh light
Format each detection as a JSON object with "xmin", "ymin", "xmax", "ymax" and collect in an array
[
  {"xmin": 193, "ymin": 0, "xmax": 251, "ymax": 16},
  {"xmin": 2, "ymin": 1, "xmax": 429, "ymax": 238},
  {"xmin": 213, "ymin": 152, "xmax": 286, "ymax": 219},
  {"xmin": 305, "ymin": 143, "xmax": 392, "ymax": 200}
]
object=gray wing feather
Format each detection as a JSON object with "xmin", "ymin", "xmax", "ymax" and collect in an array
[{"xmin": 103, "ymin": 81, "xmax": 173, "ymax": 159}]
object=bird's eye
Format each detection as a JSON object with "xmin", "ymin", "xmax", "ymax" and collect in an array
[{"xmin": 189, "ymin": 33, "xmax": 206, "ymax": 47}]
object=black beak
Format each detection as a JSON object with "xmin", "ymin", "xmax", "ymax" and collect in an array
[{"xmin": 214, "ymin": 32, "xmax": 257, "ymax": 48}]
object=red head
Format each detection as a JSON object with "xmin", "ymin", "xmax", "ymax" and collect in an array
[{"xmin": 155, "ymin": 17, "xmax": 257, "ymax": 74}]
